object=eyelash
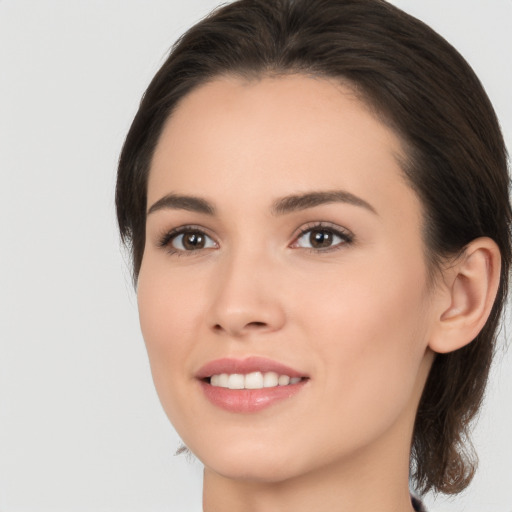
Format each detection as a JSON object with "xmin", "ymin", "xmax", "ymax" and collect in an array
[
  {"xmin": 158, "ymin": 224, "xmax": 216, "ymax": 256},
  {"xmin": 158, "ymin": 222, "xmax": 354, "ymax": 256},
  {"xmin": 292, "ymin": 222, "xmax": 354, "ymax": 253}
]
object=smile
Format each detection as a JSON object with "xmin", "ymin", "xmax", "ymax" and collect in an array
[
  {"xmin": 197, "ymin": 357, "xmax": 309, "ymax": 413},
  {"xmin": 209, "ymin": 372, "xmax": 303, "ymax": 389}
]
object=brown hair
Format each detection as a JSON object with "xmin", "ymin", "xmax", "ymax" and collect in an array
[{"xmin": 116, "ymin": 0, "xmax": 511, "ymax": 495}]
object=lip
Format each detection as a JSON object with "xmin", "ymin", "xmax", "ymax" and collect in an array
[
  {"xmin": 196, "ymin": 356, "xmax": 309, "ymax": 413},
  {"xmin": 196, "ymin": 356, "xmax": 306, "ymax": 380}
]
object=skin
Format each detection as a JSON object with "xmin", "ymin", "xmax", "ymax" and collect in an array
[{"xmin": 137, "ymin": 75, "xmax": 500, "ymax": 512}]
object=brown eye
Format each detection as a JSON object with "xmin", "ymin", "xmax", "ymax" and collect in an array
[
  {"xmin": 171, "ymin": 230, "xmax": 216, "ymax": 251},
  {"xmin": 294, "ymin": 225, "xmax": 352, "ymax": 251},
  {"xmin": 309, "ymin": 230, "xmax": 334, "ymax": 248}
]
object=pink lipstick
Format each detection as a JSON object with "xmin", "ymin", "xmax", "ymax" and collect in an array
[{"xmin": 196, "ymin": 356, "xmax": 308, "ymax": 413}]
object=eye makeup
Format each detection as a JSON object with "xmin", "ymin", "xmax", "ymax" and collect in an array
[
  {"xmin": 290, "ymin": 221, "xmax": 355, "ymax": 253},
  {"xmin": 157, "ymin": 224, "xmax": 218, "ymax": 256},
  {"xmin": 156, "ymin": 220, "xmax": 354, "ymax": 257}
]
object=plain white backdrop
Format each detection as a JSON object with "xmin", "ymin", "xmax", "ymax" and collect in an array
[{"xmin": 0, "ymin": 1, "xmax": 511, "ymax": 511}]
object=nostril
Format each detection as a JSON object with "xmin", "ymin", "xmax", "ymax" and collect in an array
[
  {"xmin": 212, "ymin": 320, "xmax": 268, "ymax": 334},
  {"xmin": 247, "ymin": 321, "xmax": 267, "ymax": 328}
]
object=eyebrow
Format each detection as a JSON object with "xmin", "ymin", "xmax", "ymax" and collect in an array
[
  {"xmin": 147, "ymin": 189, "xmax": 377, "ymax": 216},
  {"xmin": 271, "ymin": 190, "xmax": 377, "ymax": 216},
  {"xmin": 147, "ymin": 193, "xmax": 215, "ymax": 215}
]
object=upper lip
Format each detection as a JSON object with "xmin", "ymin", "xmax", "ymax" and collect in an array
[{"xmin": 196, "ymin": 356, "xmax": 307, "ymax": 379}]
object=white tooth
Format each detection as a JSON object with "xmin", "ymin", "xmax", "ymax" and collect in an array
[
  {"xmin": 218, "ymin": 373, "xmax": 229, "ymax": 387},
  {"xmin": 245, "ymin": 371, "xmax": 264, "ymax": 389},
  {"xmin": 228, "ymin": 373, "xmax": 245, "ymax": 389},
  {"xmin": 290, "ymin": 377, "xmax": 302, "ymax": 384},
  {"xmin": 210, "ymin": 375, "xmax": 220, "ymax": 387},
  {"xmin": 278, "ymin": 375, "xmax": 290, "ymax": 386},
  {"xmin": 263, "ymin": 371, "xmax": 279, "ymax": 387}
]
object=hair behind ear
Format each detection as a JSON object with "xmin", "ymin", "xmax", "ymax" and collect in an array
[{"xmin": 412, "ymin": 238, "xmax": 503, "ymax": 494}]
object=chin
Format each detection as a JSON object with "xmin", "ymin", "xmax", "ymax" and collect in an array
[{"xmin": 189, "ymin": 435, "xmax": 306, "ymax": 483}]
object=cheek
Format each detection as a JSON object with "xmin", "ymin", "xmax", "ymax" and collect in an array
[
  {"xmin": 297, "ymin": 252, "xmax": 432, "ymax": 429},
  {"xmin": 136, "ymin": 260, "xmax": 205, "ymax": 408},
  {"xmin": 137, "ymin": 255, "xmax": 206, "ymax": 347}
]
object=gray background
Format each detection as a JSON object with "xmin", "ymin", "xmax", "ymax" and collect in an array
[{"xmin": 0, "ymin": 1, "xmax": 510, "ymax": 511}]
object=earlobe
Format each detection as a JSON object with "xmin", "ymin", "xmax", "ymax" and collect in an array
[{"xmin": 428, "ymin": 237, "xmax": 501, "ymax": 354}]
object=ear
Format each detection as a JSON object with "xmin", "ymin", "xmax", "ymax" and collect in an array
[{"xmin": 428, "ymin": 237, "xmax": 501, "ymax": 354}]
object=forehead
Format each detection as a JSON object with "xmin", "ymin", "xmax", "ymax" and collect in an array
[{"xmin": 148, "ymin": 74, "xmax": 417, "ymax": 220}]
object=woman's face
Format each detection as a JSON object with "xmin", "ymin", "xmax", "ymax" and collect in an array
[{"xmin": 138, "ymin": 75, "xmax": 438, "ymax": 482}]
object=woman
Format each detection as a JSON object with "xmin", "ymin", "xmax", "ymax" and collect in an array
[{"xmin": 116, "ymin": 0, "xmax": 511, "ymax": 510}]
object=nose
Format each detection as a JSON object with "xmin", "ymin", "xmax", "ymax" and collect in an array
[{"xmin": 207, "ymin": 250, "xmax": 286, "ymax": 338}]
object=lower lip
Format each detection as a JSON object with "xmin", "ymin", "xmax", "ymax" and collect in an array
[{"xmin": 200, "ymin": 380, "xmax": 307, "ymax": 413}]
